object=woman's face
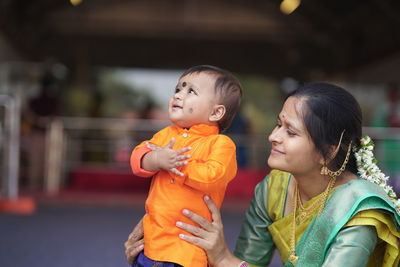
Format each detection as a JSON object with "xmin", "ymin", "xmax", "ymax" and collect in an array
[{"xmin": 268, "ymin": 96, "xmax": 323, "ymax": 176}]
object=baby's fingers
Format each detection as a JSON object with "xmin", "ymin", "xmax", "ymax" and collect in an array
[
  {"xmin": 146, "ymin": 143, "xmax": 161, "ymax": 151},
  {"xmin": 166, "ymin": 138, "xmax": 176, "ymax": 149},
  {"xmin": 170, "ymin": 168, "xmax": 184, "ymax": 176},
  {"xmin": 177, "ymin": 155, "xmax": 191, "ymax": 161},
  {"xmin": 176, "ymin": 146, "xmax": 191, "ymax": 155}
]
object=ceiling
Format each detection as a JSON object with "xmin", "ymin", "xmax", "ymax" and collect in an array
[{"xmin": 1, "ymin": 0, "xmax": 399, "ymax": 79}]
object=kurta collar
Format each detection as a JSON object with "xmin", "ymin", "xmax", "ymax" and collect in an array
[{"xmin": 175, "ymin": 124, "xmax": 219, "ymax": 136}]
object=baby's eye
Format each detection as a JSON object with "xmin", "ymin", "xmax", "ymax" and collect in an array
[
  {"xmin": 174, "ymin": 88, "xmax": 181, "ymax": 94},
  {"xmin": 188, "ymin": 88, "xmax": 197, "ymax": 95}
]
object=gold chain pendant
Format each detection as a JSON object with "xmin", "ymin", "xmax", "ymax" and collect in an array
[
  {"xmin": 299, "ymin": 211, "xmax": 307, "ymax": 223},
  {"xmin": 289, "ymin": 254, "xmax": 298, "ymax": 265},
  {"xmin": 296, "ymin": 213, "xmax": 306, "ymax": 225},
  {"xmin": 291, "ymin": 177, "xmax": 336, "ymax": 267}
]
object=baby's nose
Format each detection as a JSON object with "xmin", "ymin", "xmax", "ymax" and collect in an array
[{"xmin": 174, "ymin": 91, "xmax": 184, "ymax": 99}]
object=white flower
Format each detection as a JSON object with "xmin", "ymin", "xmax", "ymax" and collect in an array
[{"xmin": 356, "ymin": 136, "xmax": 400, "ymax": 212}]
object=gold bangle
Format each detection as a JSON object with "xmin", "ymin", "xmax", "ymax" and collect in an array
[{"xmin": 238, "ymin": 261, "xmax": 248, "ymax": 267}]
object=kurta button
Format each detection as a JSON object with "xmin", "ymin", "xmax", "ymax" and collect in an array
[{"xmin": 182, "ymin": 133, "xmax": 188, "ymax": 138}]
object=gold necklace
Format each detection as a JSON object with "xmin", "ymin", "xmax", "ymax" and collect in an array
[
  {"xmin": 295, "ymin": 177, "xmax": 336, "ymax": 223},
  {"xmin": 289, "ymin": 185, "xmax": 300, "ymax": 266},
  {"xmin": 295, "ymin": 187, "xmax": 322, "ymax": 223},
  {"xmin": 289, "ymin": 177, "xmax": 336, "ymax": 266}
]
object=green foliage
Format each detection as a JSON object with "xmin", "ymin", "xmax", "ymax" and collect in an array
[
  {"xmin": 237, "ymin": 74, "xmax": 284, "ymax": 134},
  {"xmin": 97, "ymin": 69, "xmax": 158, "ymax": 117}
]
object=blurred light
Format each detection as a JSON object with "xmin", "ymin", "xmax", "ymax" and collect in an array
[
  {"xmin": 280, "ymin": 0, "xmax": 301, "ymax": 15},
  {"xmin": 280, "ymin": 77, "xmax": 299, "ymax": 94},
  {"xmin": 70, "ymin": 0, "xmax": 83, "ymax": 6}
]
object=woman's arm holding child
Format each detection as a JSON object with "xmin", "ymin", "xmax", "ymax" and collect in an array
[{"xmin": 124, "ymin": 218, "xmax": 144, "ymax": 264}]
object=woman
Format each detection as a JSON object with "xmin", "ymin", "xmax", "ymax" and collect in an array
[{"xmin": 125, "ymin": 83, "xmax": 400, "ymax": 266}]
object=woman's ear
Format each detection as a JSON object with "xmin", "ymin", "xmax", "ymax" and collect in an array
[
  {"xmin": 209, "ymin": 105, "xmax": 226, "ymax": 122},
  {"xmin": 328, "ymin": 144, "xmax": 341, "ymax": 162},
  {"xmin": 318, "ymin": 156, "xmax": 325, "ymax": 166},
  {"xmin": 327, "ymin": 131, "xmax": 346, "ymax": 163},
  {"xmin": 321, "ymin": 144, "xmax": 339, "ymax": 166}
]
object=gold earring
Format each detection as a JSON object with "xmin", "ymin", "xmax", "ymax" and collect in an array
[
  {"xmin": 321, "ymin": 141, "xmax": 352, "ymax": 178},
  {"xmin": 320, "ymin": 161, "xmax": 329, "ymax": 175},
  {"xmin": 320, "ymin": 130, "xmax": 352, "ymax": 178}
]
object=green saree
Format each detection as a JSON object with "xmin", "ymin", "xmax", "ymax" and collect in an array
[{"xmin": 234, "ymin": 170, "xmax": 400, "ymax": 266}]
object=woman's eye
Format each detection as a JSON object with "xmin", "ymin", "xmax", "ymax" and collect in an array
[{"xmin": 287, "ymin": 130, "xmax": 296, "ymax": 136}]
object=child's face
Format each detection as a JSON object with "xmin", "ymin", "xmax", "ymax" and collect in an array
[{"xmin": 168, "ymin": 72, "xmax": 220, "ymax": 128}]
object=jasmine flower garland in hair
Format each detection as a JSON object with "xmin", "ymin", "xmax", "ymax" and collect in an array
[{"xmin": 354, "ymin": 136, "xmax": 400, "ymax": 212}]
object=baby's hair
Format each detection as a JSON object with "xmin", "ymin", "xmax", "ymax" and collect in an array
[{"xmin": 180, "ymin": 65, "xmax": 242, "ymax": 132}]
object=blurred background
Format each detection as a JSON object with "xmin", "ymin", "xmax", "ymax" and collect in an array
[{"xmin": 0, "ymin": 0, "xmax": 400, "ymax": 266}]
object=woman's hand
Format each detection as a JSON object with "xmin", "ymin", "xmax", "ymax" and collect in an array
[
  {"xmin": 124, "ymin": 218, "xmax": 144, "ymax": 264},
  {"xmin": 176, "ymin": 196, "xmax": 240, "ymax": 267}
]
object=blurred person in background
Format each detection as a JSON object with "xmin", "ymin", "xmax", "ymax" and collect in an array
[
  {"xmin": 24, "ymin": 63, "xmax": 61, "ymax": 190},
  {"xmin": 386, "ymin": 84, "xmax": 400, "ymax": 191},
  {"xmin": 224, "ymin": 107, "xmax": 252, "ymax": 168},
  {"xmin": 129, "ymin": 65, "xmax": 242, "ymax": 267},
  {"xmin": 372, "ymin": 83, "xmax": 400, "ymax": 192},
  {"xmin": 126, "ymin": 82, "xmax": 400, "ymax": 266}
]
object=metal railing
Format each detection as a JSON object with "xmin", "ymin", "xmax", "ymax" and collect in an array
[
  {"xmin": 0, "ymin": 95, "xmax": 21, "ymax": 199},
  {"xmin": 16, "ymin": 117, "xmax": 400, "ymax": 195},
  {"xmin": 42, "ymin": 117, "xmax": 270, "ymax": 194},
  {"xmin": 44, "ymin": 117, "xmax": 172, "ymax": 194}
]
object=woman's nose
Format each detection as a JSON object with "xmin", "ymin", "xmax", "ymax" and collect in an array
[{"xmin": 268, "ymin": 128, "xmax": 282, "ymax": 143}]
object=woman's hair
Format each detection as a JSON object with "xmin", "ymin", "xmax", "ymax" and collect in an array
[
  {"xmin": 180, "ymin": 65, "xmax": 242, "ymax": 132},
  {"xmin": 287, "ymin": 82, "xmax": 362, "ymax": 175}
]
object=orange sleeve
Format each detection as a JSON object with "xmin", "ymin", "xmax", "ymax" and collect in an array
[
  {"xmin": 181, "ymin": 135, "xmax": 237, "ymax": 192},
  {"xmin": 130, "ymin": 146, "xmax": 156, "ymax": 177},
  {"xmin": 130, "ymin": 126, "xmax": 173, "ymax": 177}
]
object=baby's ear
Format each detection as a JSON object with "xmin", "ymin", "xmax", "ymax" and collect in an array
[{"xmin": 209, "ymin": 104, "xmax": 226, "ymax": 122}]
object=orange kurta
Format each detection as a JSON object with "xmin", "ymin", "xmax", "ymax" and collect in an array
[{"xmin": 130, "ymin": 124, "xmax": 237, "ymax": 267}]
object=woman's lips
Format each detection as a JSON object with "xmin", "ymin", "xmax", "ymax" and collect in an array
[{"xmin": 271, "ymin": 148, "xmax": 284, "ymax": 155}]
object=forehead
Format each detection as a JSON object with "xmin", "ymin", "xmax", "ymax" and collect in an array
[
  {"xmin": 280, "ymin": 97, "xmax": 307, "ymax": 131},
  {"xmin": 179, "ymin": 72, "xmax": 217, "ymax": 90}
]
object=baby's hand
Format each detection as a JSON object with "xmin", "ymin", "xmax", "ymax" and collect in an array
[
  {"xmin": 146, "ymin": 143, "xmax": 162, "ymax": 151},
  {"xmin": 146, "ymin": 138, "xmax": 191, "ymax": 176}
]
